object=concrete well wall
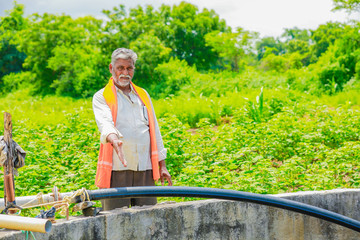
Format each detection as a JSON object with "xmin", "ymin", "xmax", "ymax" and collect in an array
[{"xmin": 1, "ymin": 189, "xmax": 360, "ymax": 240}]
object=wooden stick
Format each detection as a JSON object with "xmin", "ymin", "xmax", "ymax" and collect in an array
[
  {"xmin": 3, "ymin": 112, "xmax": 16, "ymax": 213},
  {"xmin": 4, "ymin": 112, "xmax": 13, "ymax": 175}
]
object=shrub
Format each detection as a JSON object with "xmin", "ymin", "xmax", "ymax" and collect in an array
[
  {"xmin": 2, "ymin": 71, "xmax": 36, "ymax": 93},
  {"xmin": 152, "ymin": 58, "xmax": 197, "ymax": 98}
]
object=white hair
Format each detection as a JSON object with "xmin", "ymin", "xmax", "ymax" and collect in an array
[{"xmin": 111, "ymin": 48, "xmax": 137, "ymax": 65}]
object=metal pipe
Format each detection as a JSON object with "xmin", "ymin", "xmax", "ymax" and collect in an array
[
  {"xmin": 0, "ymin": 214, "xmax": 52, "ymax": 233},
  {"xmin": 4, "ymin": 174, "xmax": 15, "ymax": 203},
  {"xmin": 0, "ymin": 192, "xmax": 74, "ymax": 211},
  {"xmin": 85, "ymin": 186, "xmax": 360, "ymax": 233}
]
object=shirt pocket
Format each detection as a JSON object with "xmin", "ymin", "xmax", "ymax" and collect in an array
[{"xmin": 142, "ymin": 105, "xmax": 149, "ymax": 125}]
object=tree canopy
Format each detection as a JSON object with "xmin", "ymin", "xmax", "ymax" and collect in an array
[
  {"xmin": 0, "ymin": 1, "xmax": 359, "ymax": 98},
  {"xmin": 332, "ymin": 0, "xmax": 360, "ymax": 12}
]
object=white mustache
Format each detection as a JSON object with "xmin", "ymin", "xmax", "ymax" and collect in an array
[{"xmin": 119, "ymin": 74, "xmax": 131, "ymax": 80}]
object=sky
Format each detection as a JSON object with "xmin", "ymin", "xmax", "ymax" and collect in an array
[{"xmin": 0, "ymin": 0, "xmax": 357, "ymax": 37}]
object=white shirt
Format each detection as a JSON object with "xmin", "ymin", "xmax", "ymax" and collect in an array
[{"xmin": 92, "ymin": 84, "xmax": 167, "ymax": 171}]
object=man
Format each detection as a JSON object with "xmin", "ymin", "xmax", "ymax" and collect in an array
[{"xmin": 92, "ymin": 48, "xmax": 172, "ymax": 210}]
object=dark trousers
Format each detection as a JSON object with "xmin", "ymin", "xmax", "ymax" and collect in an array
[{"xmin": 101, "ymin": 170, "xmax": 157, "ymax": 210}]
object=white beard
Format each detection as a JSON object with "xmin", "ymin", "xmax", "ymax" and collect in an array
[
  {"xmin": 116, "ymin": 78, "xmax": 130, "ymax": 87},
  {"xmin": 113, "ymin": 74, "xmax": 131, "ymax": 87}
]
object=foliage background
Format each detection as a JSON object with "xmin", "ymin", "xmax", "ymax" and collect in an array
[{"xmin": 0, "ymin": 0, "xmax": 360, "ymax": 213}]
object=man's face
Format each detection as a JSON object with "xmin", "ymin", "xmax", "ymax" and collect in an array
[{"xmin": 109, "ymin": 58, "xmax": 135, "ymax": 89}]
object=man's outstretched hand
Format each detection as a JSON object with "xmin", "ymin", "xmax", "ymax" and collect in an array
[
  {"xmin": 159, "ymin": 160, "xmax": 172, "ymax": 186},
  {"xmin": 107, "ymin": 133, "xmax": 127, "ymax": 167},
  {"xmin": 107, "ymin": 134, "xmax": 172, "ymax": 185}
]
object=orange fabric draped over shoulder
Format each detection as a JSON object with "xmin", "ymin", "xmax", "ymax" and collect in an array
[
  {"xmin": 95, "ymin": 77, "xmax": 160, "ymax": 188},
  {"xmin": 131, "ymin": 81, "xmax": 160, "ymax": 181}
]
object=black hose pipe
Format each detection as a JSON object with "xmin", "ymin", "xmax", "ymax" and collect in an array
[{"xmin": 83, "ymin": 186, "xmax": 360, "ymax": 233}]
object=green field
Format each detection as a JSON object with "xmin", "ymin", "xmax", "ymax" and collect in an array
[
  {"xmin": 1, "ymin": 71, "xmax": 359, "ymax": 201},
  {"xmin": 1, "ymin": 1, "xmax": 360, "ymax": 216}
]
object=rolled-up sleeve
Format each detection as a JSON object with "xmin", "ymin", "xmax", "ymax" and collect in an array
[
  {"xmin": 92, "ymin": 89, "xmax": 122, "ymax": 144},
  {"xmin": 147, "ymin": 91, "xmax": 167, "ymax": 161}
]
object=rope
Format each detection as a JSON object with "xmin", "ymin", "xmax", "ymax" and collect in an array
[
  {"xmin": 18, "ymin": 188, "xmax": 89, "ymax": 209},
  {"xmin": 57, "ymin": 188, "xmax": 89, "ymax": 219},
  {"xmin": 21, "ymin": 192, "xmax": 44, "ymax": 208},
  {"xmin": 22, "ymin": 230, "xmax": 36, "ymax": 240},
  {"xmin": 1, "ymin": 201, "xmax": 23, "ymax": 214},
  {"xmin": 8, "ymin": 188, "xmax": 90, "ymax": 220}
]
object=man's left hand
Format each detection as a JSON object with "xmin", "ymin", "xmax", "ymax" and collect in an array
[{"xmin": 159, "ymin": 160, "xmax": 172, "ymax": 186}]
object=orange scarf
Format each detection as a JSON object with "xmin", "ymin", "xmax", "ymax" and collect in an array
[{"xmin": 95, "ymin": 77, "xmax": 160, "ymax": 188}]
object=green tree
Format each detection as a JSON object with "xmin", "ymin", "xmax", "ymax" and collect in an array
[
  {"xmin": 130, "ymin": 31, "xmax": 172, "ymax": 86},
  {"xmin": 312, "ymin": 22, "xmax": 360, "ymax": 92},
  {"xmin": 47, "ymin": 43, "xmax": 106, "ymax": 97},
  {"xmin": 332, "ymin": 0, "xmax": 360, "ymax": 12},
  {"xmin": 153, "ymin": 58, "xmax": 197, "ymax": 97},
  {"xmin": 205, "ymin": 28, "xmax": 257, "ymax": 71},
  {"xmin": 281, "ymin": 27, "xmax": 312, "ymax": 67},
  {"xmin": 15, "ymin": 13, "xmax": 105, "ymax": 96},
  {"xmin": 168, "ymin": 2, "xmax": 229, "ymax": 70},
  {"xmin": 0, "ymin": 2, "xmax": 27, "ymax": 89},
  {"xmin": 310, "ymin": 22, "xmax": 346, "ymax": 59},
  {"xmin": 101, "ymin": 5, "xmax": 129, "ymax": 55},
  {"xmin": 256, "ymin": 37, "xmax": 285, "ymax": 60},
  {"xmin": 101, "ymin": 4, "xmax": 171, "ymax": 55},
  {"xmin": 286, "ymin": 39, "xmax": 310, "ymax": 55},
  {"xmin": 260, "ymin": 54, "xmax": 290, "ymax": 72},
  {"xmin": 101, "ymin": 2, "xmax": 229, "ymax": 82},
  {"xmin": 281, "ymin": 27, "xmax": 311, "ymax": 42}
]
